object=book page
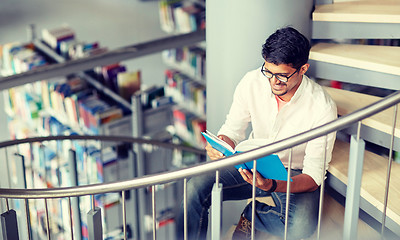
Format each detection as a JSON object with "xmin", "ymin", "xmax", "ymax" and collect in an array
[
  {"xmin": 205, "ymin": 130, "xmax": 235, "ymax": 152},
  {"xmin": 235, "ymin": 138, "xmax": 269, "ymax": 152}
]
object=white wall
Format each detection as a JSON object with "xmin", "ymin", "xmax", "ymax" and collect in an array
[
  {"xmin": 206, "ymin": 0, "xmax": 313, "ymax": 134},
  {"xmin": 206, "ymin": 0, "xmax": 314, "ymax": 235}
]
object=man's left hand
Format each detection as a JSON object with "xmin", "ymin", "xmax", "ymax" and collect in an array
[{"xmin": 238, "ymin": 168, "xmax": 274, "ymax": 192}]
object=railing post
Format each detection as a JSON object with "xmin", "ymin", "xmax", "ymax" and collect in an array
[
  {"xmin": 87, "ymin": 196, "xmax": 103, "ymax": 240},
  {"xmin": 284, "ymin": 149, "xmax": 293, "ymax": 240},
  {"xmin": 381, "ymin": 104, "xmax": 398, "ymax": 238},
  {"xmin": 1, "ymin": 209, "xmax": 19, "ymax": 240},
  {"xmin": 152, "ymin": 185, "xmax": 157, "ymax": 240},
  {"xmin": 68, "ymin": 149, "xmax": 82, "ymax": 239},
  {"xmin": 13, "ymin": 153, "xmax": 29, "ymax": 240},
  {"xmin": 343, "ymin": 133, "xmax": 365, "ymax": 240},
  {"xmin": 317, "ymin": 136, "xmax": 328, "ymax": 240},
  {"xmin": 122, "ymin": 191, "xmax": 127, "ymax": 240},
  {"xmin": 251, "ymin": 160, "xmax": 257, "ymax": 240},
  {"xmin": 44, "ymin": 199, "xmax": 51, "ymax": 240},
  {"xmin": 183, "ymin": 178, "xmax": 188, "ymax": 240},
  {"xmin": 211, "ymin": 170, "xmax": 222, "ymax": 240}
]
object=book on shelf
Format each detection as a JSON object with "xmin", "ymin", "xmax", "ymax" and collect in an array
[
  {"xmin": 78, "ymin": 94, "xmax": 108, "ymax": 133},
  {"xmin": 116, "ymin": 70, "xmax": 141, "ymax": 101},
  {"xmin": 2, "ymin": 42, "xmax": 26, "ymax": 73},
  {"xmin": 101, "ymin": 63, "xmax": 127, "ymax": 92},
  {"xmin": 201, "ymin": 130, "xmax": 292, "ymax": 181},
  {"xmin": 172, "ymin": 107, "xmax": 206, "ymax": 147},
  {"xmin": 140, "ymin": 85, "xmax": 166, "ymax": 110},
  {"xmin": 158, "ymin": 0, "xmax": 180, "ymax": 33},
  {"xmin": 1, "ymin": 42, "xmax": 48, "ymax": 74},
  {"xmin": 151, "ymin": 96, "xmax": 174, "ymax": 108},
  {"xmin": 34, "ymin": 75, "xmax": 128, "ymax": 134},
  {"xmin": 74, "ymin": 41, "xmax": 108, "ymax": 59},
  {"xmin": 12, "ymin": 47, "xmax": 47, "ymax": 73},
  {"xmin": 163, "ymin": 46, "xmax": 206, "ymax": 81},
  {"xmin": 165, "ymin": 69, "xmax": 206, "ymax": 116},
  {"xmin": 159, "ymin": 0, "xmax": 205, "ymax": 33},
  {"xmin": 41, "ymin": 25, "xmax": 75, "ymax": 53}
]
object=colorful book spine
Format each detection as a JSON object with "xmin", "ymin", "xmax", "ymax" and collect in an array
[
  {"xmin": 172, "ymin": 107, "xmax": 206, "ymax": 147},
  {"xmin": 158, "ymin": 0, "xmax": 205, "ymax": 34},
  {"xmin": 162, "ymin": 46, "xmax": 206, "ymax": 81},
  {"xmin": 1, "ymin": 42, "xmax": 48, "ymax": 75},
  {"xmin": 41, "ymin": 25, "xmax": 75, "ymax": 53},
  {"xmin": 164, "ymin": 69, "xmax": 206, "ymax": 117},
  {"xmin": 116, "ymin": 70, "xmax": 141, "ymax": 101}
]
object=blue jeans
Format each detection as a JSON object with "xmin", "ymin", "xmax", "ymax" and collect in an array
[{"xmin": 176, "ymin": 168, "xmax": 320, "ymax": 240}]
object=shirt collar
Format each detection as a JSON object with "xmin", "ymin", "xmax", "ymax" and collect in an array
[{"xmin": 289, "ymin": 75, "xmax": 307, "ymax": 103}]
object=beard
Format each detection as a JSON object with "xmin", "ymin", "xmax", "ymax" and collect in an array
[{"xmin": 270, "ymin": 82, "xmax": 288, "ymax": 96}]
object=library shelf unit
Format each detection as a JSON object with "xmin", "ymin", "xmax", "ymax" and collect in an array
[
  {"xmin": 131, "ymin": 3, "xmax": 207, "ymax": 236},
  {"xmin": 131, "ymin": 89, "xmax": 206, "ymax": 240},
  {"xmin": 1, "ymin": 28, "xmax": 205, "ymax": 240},
  {"xmin": 2, "ymin": 35, "xmax": 138, "ymax": 239},
  {"xmin": 132, "ymin": 40, "xmax": 207, "ymax": 240}
]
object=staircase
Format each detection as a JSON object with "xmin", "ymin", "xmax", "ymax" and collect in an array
[
  {"xmin": 1, "ymin": 1, "xmax": 400, "ymax": 240},
  {"xmin": 309, "ymin": 0, "xmax": 400, "ymax": 238}
]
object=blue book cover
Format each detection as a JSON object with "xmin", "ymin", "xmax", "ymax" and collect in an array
[{"xmin": 201, "ymin": 131, "xmax": 292, "ymax": 181}]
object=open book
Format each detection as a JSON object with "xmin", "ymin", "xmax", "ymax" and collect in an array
[{"xmin": 201, "ymin": 130, "xmax": 292, "ymax": 181}]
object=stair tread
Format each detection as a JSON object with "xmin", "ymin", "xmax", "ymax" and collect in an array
[
  {"xmin": 310, "ymin": 43, "xmax": 400, "ymax": 76},
  {"xmin": 330, "ymin": 139, "xmax": 400, "ymax": 225},
  {"xmin": 323, "ymin": 86, "xmax": 400, "ymax": 138},
  {"xmin": 313, "ymin": 1, "xmax": 400, "ymax": 23}
]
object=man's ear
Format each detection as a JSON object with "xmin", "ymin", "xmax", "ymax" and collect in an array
[{"xmin": 300, "ymin": 63, "xmax": 310, "ymax": 75}]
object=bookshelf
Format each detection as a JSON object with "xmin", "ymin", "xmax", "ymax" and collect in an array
[
  {"xmin": 158, "ymin": 0, "xmax": 207, "ymax": 149},
  {"xmin": 158, "ymin": 0, "xmax": 205, "ymax": 34},
  {"xmin": 131, "ymin": 83, "xmax": 206, "ymax": 239},
  {"xmin": 126, "ymin": 4, "xmax": 207, "ymax": 238},
  {"xmin": 0, "ymin": 5, "xmax": 205, "ymax": 236},
  {"xmin": 1, "ymin": 26, "xmax": 138, "ymax": 240}
]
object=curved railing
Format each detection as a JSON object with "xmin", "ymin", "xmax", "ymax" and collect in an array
[
  {"xmin": 1, "ymin": 90, "xmax": 399, "ymax": 199},
  {"xmin": 1, "ymin": 90, "xmax": 399, "ymax": 240}
]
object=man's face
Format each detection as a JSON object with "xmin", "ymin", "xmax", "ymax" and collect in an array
[{"xmin": 263, "ymin": 61, "xmax": 308, "ymax": 101}]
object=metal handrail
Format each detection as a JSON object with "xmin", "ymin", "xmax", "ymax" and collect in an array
[{"xmin": 1, "ymin": 90, "xmax": 399, "ymax": 199}]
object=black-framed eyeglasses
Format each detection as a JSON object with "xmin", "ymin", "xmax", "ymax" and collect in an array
[{"xmin": 260, "ymin": 62, "xmax": 299, "ymax": 83}]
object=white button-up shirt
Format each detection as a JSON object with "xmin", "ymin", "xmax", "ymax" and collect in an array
[{"xmin": 218, "ymin": 67, "xmax": 337, "ymax": 186}]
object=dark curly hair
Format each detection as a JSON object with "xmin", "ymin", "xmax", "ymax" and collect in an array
[{"xmin": 262, "ymin": 27, "xmax": 311, "ymax": 69}]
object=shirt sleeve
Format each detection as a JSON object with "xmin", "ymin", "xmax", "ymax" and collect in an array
[
  {"xmin": 217, "ymin": 74, "xmax": 252, "ymax": 146},
  {"xmin": 302, "ymin": 104, "xmax": 338, "ymax": 186}
]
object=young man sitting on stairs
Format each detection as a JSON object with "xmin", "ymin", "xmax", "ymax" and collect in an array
[{"xmin": 176, "ymin": 27, "xmax": 337, "ymax": 240}]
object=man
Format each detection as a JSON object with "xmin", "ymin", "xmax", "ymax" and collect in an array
[{"xmin": 177, "ymin": 27, "xmax": 337, "ymax": 240}]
